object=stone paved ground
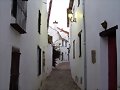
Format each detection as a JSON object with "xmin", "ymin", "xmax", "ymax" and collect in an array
[{"xmin": 41, "ymin": 62, "xmax": 81, "ymax": 90}]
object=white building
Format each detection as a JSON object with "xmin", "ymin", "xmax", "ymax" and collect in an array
[
  {"xmin": 0, "ymin": 0, "xmax": 52, "ymax": 90},
  {"xmin": 67, "ymin": 0, "xmax": 85, "ymax": 89},
  {"xmin": 48, "ymin": 25, "xmax": 69, "ymax": 64},
  {"xmin": 68, "ymin": 0, "xmax": 120, "ymax": 90},
  {"xmin": 85, "ymin": 0, "xmax": 120, "ymax": 90},
  {"xmin": 57, "ymin": 27, "xmax": 69, "ymax": 62}
]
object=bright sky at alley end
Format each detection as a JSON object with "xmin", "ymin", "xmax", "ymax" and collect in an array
[{"xmin": 47, "ymin": 0, "xmax": 69, "ymax": 31}]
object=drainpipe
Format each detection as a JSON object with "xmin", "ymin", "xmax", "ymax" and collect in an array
[{"xmin": 83, "ymin": 0, "xmax": 87, "ymax": 90}]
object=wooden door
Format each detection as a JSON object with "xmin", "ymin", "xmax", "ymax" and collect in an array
[
  {"xmin": 9, "ymin": 50, "xmax": 21, "ymax": 90},
  {"xmin": 108, "ymin": 35, "xmax": 117, "ymax": 90}
]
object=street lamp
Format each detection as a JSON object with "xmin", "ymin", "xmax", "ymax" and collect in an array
[
  {"xmin": 101, "ymin": 20, "xmax": 107, "ymax": 30},
  {"xmin": 68, "ymin": 9, "xmax": 76, "ymax": 22}
]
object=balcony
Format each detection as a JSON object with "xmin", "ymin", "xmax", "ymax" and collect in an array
[
  {"xmin": 10, "ymin": 23, "xmax": 26, "ymax": 34},
  {"xmin": 11, "ymin": 1, "xmax": 27, "ymax": 34}
]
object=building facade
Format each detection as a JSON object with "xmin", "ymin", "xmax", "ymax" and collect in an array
[
  {"xmin": 85, "ymin": 0, "xmax": 120, "ymax": 90},
  {"xmin": 67, "ymin": 0, "xmax": 85, "ymax": 89},
  {"xmin": 48, "ymin": 25, "xmax": 69, "ymax": 65},
  {"xmin": 68, "ymin": 0, "xmax": 120, "ymax": 90},
  {"xmin": 0, "ymin": 0, "xmax": 52, "ymax": 90}
]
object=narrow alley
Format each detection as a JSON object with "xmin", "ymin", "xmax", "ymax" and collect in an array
[
  {"xmin": 41, "ymin": 62, "xmax": 81, "ymax": 90},
  {"xmin": 0, "ymin": 0, "xmax": 120, "ymax": 90}
]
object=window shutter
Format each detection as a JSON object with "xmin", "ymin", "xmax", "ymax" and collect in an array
[{"xmin": 17, "ymin": 1, "xmax": 27, "ymax": 31}]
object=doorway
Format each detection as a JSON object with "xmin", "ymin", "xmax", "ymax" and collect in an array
[
  {"xmin": 99, "ymin": 25, "xmax": 118, "ymax": 90},
  {"xmin": 108, "ymin": 35, "xmax": 117, "ymax": 90},
  {"xmin": 9, "ymin": 47, "xmax": 21, "ymax": 90}
]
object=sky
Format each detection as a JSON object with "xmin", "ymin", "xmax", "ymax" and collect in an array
[{"xmin": 47, "ymin": 0, "xmax": 69, "ymax": 31}]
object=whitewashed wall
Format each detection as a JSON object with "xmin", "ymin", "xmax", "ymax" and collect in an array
[
  {"xmin": 60, "ymin": 46, "xmax": 68, "ymax": 61},
  {"xmin": 48, "ymin": 27, "xmax": 60, "ymax": 43},
  {"xmin": 0, "ymin": 0, "xmax": 51, "ymax": 90},
  {"xmin": 85, "ymin": 0, "xmax": 120, "ymax": 90},
  {"xmin": 45, "ymin": 44, "xmax": 53, "ymax": 76},
  {"xmin": 69, "ymin": 0, "xmax": 85, "ymax": 89}
]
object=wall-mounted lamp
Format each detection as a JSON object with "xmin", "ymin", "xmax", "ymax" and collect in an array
[
  {"xmin": 101, "ymin": 20, "xmax": 107, "ymax": 30},
  {"xmin": 68, "ymin": 9, "xmax": 76, "ymax": 22}
]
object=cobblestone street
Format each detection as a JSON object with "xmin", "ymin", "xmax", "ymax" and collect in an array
[{"xmin": 41, "ymin": 62, "xmax": 81, "ymax": 90}]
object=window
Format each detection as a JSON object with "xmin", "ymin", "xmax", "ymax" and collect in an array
[
  {"xmin": 11, "ymin": 0, "xmax": 17, "ymax": 18},
  {"xmin": 78, "ymin": 0, "xmax": 80, "ymax": 7},
  {"xmin": 38, "ymin": 10, "xmax": 41, "ymax": 34},
  {"xmin": 73, "ymin": 40, "xmax": 75, "ymax": 59},
  {"xmin": 48, "ymin": 35, "xmax": 52, "ymax": 44},
  {"xmin": 42, "ymin": 51, "xmax": 45, "ymax": 73},
  {"xmin": 62, "ymin": 40, "xmax": 64, "ymax": 46},
  {"xmin": 78, "ymin": 32, "xmax": 81, "ymax": 57},
  {"xmin": 37, "ymin": 46, "xmax": 41, "ymax": 76},
  {"xmin": 65, "ymin": 41, "xmax": 67, "ymax": 47},
  {"xmin": 11, "ymin": 0, "xmax": 27, "ymax": 34},
  {"xmin": 62, "ymin": 52, "xmax": 63, "ymax": 60}
]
